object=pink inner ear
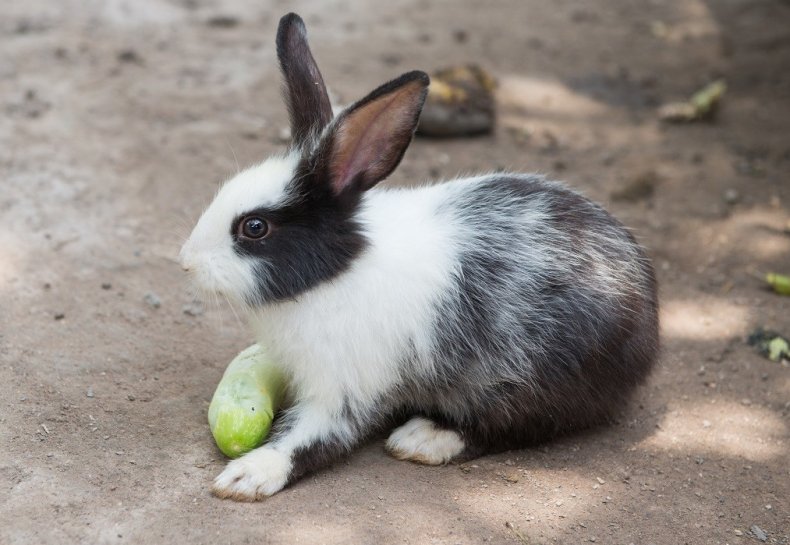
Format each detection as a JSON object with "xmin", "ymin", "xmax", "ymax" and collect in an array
[{"xmin": 329, "ymin": 83, "xmax": 420, "ymax": 194}]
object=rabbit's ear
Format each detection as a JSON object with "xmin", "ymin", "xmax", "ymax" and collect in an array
[
  {"xmin": 316, "ymin": 71, "xmax": 429, "ymax": 195},
  {"xmin": 276, "ymin": 13, "xmax": 333, "ymax": 147}
]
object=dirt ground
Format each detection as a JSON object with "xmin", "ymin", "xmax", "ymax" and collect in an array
[{"xmin": 1, "ymin": 0, "xmax": 789, "ymax": 543}]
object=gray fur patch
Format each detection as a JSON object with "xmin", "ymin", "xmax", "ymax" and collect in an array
[{"xmin": 393, "ymin": 175, "xmax": 658, "ymax": 449}]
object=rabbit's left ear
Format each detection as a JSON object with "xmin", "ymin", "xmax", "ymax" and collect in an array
[
  {"xmin": 276, "ymin": 13, "xmax": 333, "ymax": 147},
  {"xmin": 315, "ymin": 71, "xmax": 429, "ymax": 195}
]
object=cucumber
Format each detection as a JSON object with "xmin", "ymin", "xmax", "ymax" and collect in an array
[
  {"xmin": 208, "ymin": 344, "xmax": 286, "ymax": 458},
  {"xmin": 766, "ymin": 272, "xmax": 790, "ymax": 296}
]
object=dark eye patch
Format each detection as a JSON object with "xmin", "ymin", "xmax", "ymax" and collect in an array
[{"xmin": 228, "ymin": 181, "xmax": 367, "ymax": 305}]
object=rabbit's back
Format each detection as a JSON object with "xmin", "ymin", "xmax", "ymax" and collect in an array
[{"xmin": 396, "ymin": 174, "xmax": 659, "ymax": 447}]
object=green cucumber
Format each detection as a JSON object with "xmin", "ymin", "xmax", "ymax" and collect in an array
[
  {"xmin": 766, "ymin": 272, "xmax": 790, "ymax": 296},
  {"xmin": 208, "ymin": 344, "xmax": 286, "ymax": 458}
]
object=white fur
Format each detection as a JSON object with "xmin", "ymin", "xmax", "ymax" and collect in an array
[
  {"xmin": 385, "ymin": 417, "xmax": 465, "ymax": 465},
  {"xmin": 249, "ymin": 182, "xmax": 466, "ymax": 412},
  {"xmin": 212, "ymin": 445, "xmax": 292, "ymax": 500},
  {"xmin": 271, "ymin": 398, "xmax": 356, "ymax": 453},
  {"xmin": 180, "ymin": 153, "xmax": 299, "ymax": 304}
]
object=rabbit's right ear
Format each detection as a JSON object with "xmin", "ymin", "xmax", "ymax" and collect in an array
[
  {"xmin": 276, "ymin": 13, "xmax": 333, "ymax": 147},
  {"xmin": 313, "ymin": 71, "xmax": 429, "ymax": 196}
]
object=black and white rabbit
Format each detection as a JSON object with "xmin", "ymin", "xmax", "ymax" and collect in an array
[{"xmin": 180, "ymin": 13, "xmax": 659, "ymax": 501}]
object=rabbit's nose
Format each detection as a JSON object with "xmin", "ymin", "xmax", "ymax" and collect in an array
[{"xmin": 178, "ymin": 245, "xmax": 193, "ymax": 272}]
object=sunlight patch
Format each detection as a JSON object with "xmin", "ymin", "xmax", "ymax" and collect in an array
[
  {"xmin": 661, "ymin": 298, "xmax": 750, "ymax": 341},
  {"xmin": 0, "ymin": 232, "xmax": 26, "ymax": 293},
  {"xmin": 640, "ymin": 400, "xmax": 786, "ymax": 462}
]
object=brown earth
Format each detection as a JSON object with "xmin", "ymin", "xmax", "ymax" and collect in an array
[{"xmin": 1, "ymin": 1, "xmax": 789, "ymax": 544}]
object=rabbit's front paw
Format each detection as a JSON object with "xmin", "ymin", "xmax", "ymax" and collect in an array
[{"xmin": 211, "ymin": 446, "xmax": 292, "ymax": 501}]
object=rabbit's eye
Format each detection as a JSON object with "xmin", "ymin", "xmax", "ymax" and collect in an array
[{"xmin": 239, "ymin": 217, "xmax": 269, "ymax": 240}]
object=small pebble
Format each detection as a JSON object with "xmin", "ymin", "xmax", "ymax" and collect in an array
[
  {"xmin": 54, "ymin": 313, "xmax": 65, "ymax": 320},
  {"xmin": 504, "ymin": 473, "xmax": 519, "ymax": 483},
  {"xmin": 723, "ymin": 188, "xmax": 739, "ymax": 204},
  {"xmin": 101, "ymin": 283, "xmax": 112, "ymax": 290},
  {"xmin": 127, "ymin": 394, "xmax": 136, "ymax": 401},
  {"xmin": 117, "ymin": 49, "xmax": 142, "ymax": 64},
  {"xmin": 276, "ymin": 126, "xmax": 291, "ymax": 144},
  {"xmin": 734, "ymin": 529, "xmax": 743, "ymax": 537},
  {"xmin": 596, "ymin": 477, "xmax": 605, "ymax": 484},
  {"xmin": 750, "ymin": 525, "xmax": 767, "ymax": 542},
  {"xmin": 143, "ymin": 292, "xmax": 161, "ymax": 309},
  {"xmin": 86, "ymin": 387, "xmax": 94, "ymax": 398}
]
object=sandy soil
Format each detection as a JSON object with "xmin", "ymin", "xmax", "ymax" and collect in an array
[{"xmin": 1, "ymin": 1, "xmax": 789, "ymax": 543}]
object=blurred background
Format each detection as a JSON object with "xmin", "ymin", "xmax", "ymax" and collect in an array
[{"xmin": 1, "ymin": 1, "xmax": 788, "ymax": 544}]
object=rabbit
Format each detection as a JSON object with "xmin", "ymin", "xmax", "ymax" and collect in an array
[{"xmin": 180, "ymin": 12, "xmax": 659, "ymax": 501}]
